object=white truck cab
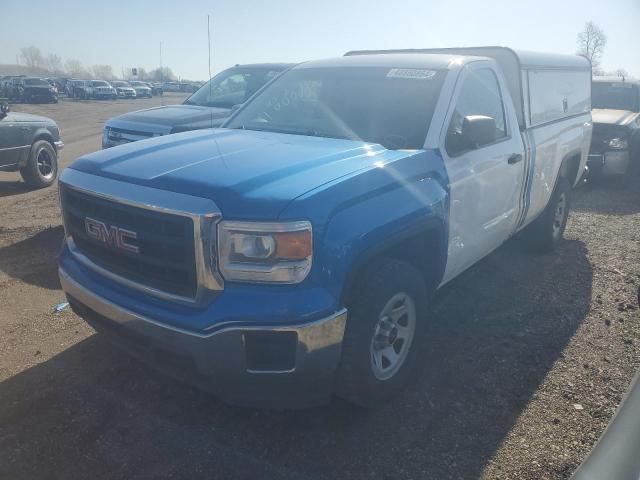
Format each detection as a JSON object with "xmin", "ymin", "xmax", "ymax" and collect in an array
[{"xmin": 347, "ymin": 47, "xmax": 592, "ymax": 283}]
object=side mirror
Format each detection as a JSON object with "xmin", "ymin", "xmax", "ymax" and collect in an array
[
  {"xmin": 461, "ymin": 115, "xmax": 496, "ymax": 149},
  {"xmin": 230, "ymin": 103, "xmax": 242, "ymax": 113}
]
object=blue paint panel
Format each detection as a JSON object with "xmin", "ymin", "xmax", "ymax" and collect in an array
[{"xmin": 63, "ymin": 129, "xmax": 450, "ymax": 332}]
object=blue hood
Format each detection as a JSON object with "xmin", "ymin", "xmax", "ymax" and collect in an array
[
  {"xmin": 105, "ymin": 104, "xmax": 230, "ymax": 135},
  {"xmin": 69, "ymin": 129, "xmax": 395, "ymax": 218}
]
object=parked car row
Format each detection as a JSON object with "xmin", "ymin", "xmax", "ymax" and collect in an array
[
  {"xmin": 0, "ymin": 75, "xmax": 168, "ymax": 103},
  {"xmin": 161, "ymin": 81, "xmax": 200, "ymax": 93}
]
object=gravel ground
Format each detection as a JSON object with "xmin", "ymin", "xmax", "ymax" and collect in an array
[{"xmin": 0, "ymin": 98, "xmax": 638, "ymax": 480}]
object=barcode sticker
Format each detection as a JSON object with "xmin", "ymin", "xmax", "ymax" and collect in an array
[{"xmin": 387, "ymin": 69, "xmax": 437, "ymax": 80}]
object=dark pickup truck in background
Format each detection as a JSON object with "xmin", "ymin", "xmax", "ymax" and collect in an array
[
  {"xmin": 102, "ymin": 63, "xmax": 293, "ymax": 148},
  {"xmin": 589, "ymin": 77, "xmax": 640, "ymax": 183}
]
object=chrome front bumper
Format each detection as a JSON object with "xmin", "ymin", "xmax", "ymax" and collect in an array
[{"xmin": 59, "ymin": 267, "xmax": 347, "ymax": 407}]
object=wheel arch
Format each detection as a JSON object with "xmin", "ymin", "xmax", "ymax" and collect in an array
[
  {"xmin": 18, "ymin": 132, "xmax": 56, "ymax": 168},
  {"xmin": 340, "ymin": 219, "xmax": 447, "ymax": 306},
  {"xmin": 559, "ymin": 149, "xmax": 583, "ymax": 187}
]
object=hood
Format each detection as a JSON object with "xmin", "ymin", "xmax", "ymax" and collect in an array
[
  {"xmin": 69, "ymin": 128, "xmax": 392, "ymax": 218},
  {"xmin": 106, "ymin": 104, "xmax": 231, "ymax": 135},
  {"xmin": 592, "ymin": 108, "xmax": 639, "ymax": 127},
  {"xmin": 3, "ymin": 112, "xmax": 55, "ymax": 124}
]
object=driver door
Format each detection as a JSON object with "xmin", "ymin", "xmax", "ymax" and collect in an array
[
  {"xmin": 439, "ymin": 63, "xmax": 526, "ymax": 285},
  {"xmin": 0, "ymin": 112, "xmax": 27, "ymax": 168}
]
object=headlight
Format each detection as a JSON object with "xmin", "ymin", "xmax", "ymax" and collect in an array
[
  {"xmin": 608, "ymin": 137, "xmax": 628, "ymax": 150},
  {"xmin": 218, "ymin": 220, "xmax": 312, "ymax": 284},
  {"xmin": 102, "ymin": 127, "xmax": 109, "ymax": 145}
]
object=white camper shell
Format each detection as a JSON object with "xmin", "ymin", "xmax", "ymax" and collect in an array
[{"xmin": 345, "ymin": 46, "xmax": 592, "ymax": 130}]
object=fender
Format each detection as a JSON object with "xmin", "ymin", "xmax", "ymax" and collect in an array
[
  {"xmin": 281, "ymin": 149, "xmax": 450, "ymax": 306},
  {"xmin": 338, "ymin": 217, "xmax": 448, "ymax": 305}
]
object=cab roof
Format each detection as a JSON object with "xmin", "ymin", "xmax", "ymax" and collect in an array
[
  {"xmin": 298, "ymin": 53, "xmax": 465, "ymax": 70},
  {"xmin": 593, "ymin": 76, "xmax": 639, "ymax": 86},
  {"xmin": 344, "ymin": 47, "xmax": 591, "ymax": 71}
]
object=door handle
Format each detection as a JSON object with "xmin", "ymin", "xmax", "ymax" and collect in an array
[{"xmin": 508, "ymin": 153, "xmax": 523, "ymax": 165}]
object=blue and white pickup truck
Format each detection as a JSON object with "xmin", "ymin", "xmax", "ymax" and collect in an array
[{"xmin": 58, "ymin": 47, "xmax": 592, "ymax": 408}]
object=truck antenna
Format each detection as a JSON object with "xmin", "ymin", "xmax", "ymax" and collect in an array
[
  {"xmin": 160, "ymin": 41, "xmax": 164, "ymax": 106},
  {"xmin": 207, "ymin": 14, "xmax": 214, "ymax": 131}
]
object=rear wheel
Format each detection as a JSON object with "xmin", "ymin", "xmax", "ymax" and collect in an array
[
  {"xmin": 525, "ymin": 176, "xmax": 571, "ymax": 252},
  {"xmin": 336, "ymin": 258, "xmax": 428, "ymax": 407},
  {"xmin": 20, "ymin": 140, "xmax": 58, "ymax": 188}
]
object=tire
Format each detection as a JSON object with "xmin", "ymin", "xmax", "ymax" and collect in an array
[
  {"xmin": 525, "ymin": 176, "xmax": 571, "ymax": 252},
  {"xmin": 19, "ymin": 140, "xmax": 58, "ymax": 189},
  {"xmin": 335, "ymin": 258, "xmax": 429, "ymax": 407}
]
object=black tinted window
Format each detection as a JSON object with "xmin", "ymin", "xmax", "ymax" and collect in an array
[
  {"xmin": 446, "ymin": 68, "xmax": 506, "ymax": 156},
  {"xmin": 592, "ymin": 83, "xmax": 639, "ymax": 112},
  {"xmin": 227, "ymin": 66, "xmax": 447, "ymax": 149}
]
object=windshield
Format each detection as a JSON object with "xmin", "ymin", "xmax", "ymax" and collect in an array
[
  {"xmin": 184, "ymin": 67, "xmax": 283, "ymax": 108},
  {"xmin": 92, "ymin": 81, "xmax": 109, "ymax": 87},
  {"xmin": 226, "ymin": 66, "xmax": 447, "ymax": 149},
  {"xmin": 112, "ymin": 81, "xmax": 129, "ymax": 87},
  {"xmin": 592, "ymin": 82, "xmax": 639, "ymax": 111},
  {"xmin": 24, "ymin": 78, "xmax": 49, "ymax": 86},
  {"xmin": 130, "ymin": 82, "xmax": 146, "ymax": 87}
]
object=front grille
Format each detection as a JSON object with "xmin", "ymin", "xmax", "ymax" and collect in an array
[
  {"xmin": 107, "ymin": 127, "xmax": 154, "ymax": 145},
  {"xmin": 60, "ymin": 185, "xmax": 197, "ymax": 298}
]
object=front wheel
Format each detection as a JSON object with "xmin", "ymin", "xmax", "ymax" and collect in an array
[
  {"xmin": 336, "ymin": 258, "xmax": 428, "ymax": 407},
  {"xmin": 524, "ymin": 176, "xmax": 571, "ymax": 252},
  {"xmin": 19, "ymin": 140, "xmax": 58, "ymax": 188}
]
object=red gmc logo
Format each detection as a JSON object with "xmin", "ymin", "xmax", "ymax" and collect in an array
[{"xmin": 84, "ymin": 217, "xmax": 139, "ymax": 254}]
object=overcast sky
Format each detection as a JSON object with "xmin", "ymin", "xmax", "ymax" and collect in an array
[{"xmin": 3, "ymin": 0, "xmax": 639, "ymax": 80}]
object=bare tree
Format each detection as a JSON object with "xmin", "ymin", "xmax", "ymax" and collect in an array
[
  {"xmin": 20, "ymin": 46, "xmax": 45, "ymax": 69},
  {"xmin": 616, "ymin": 68, "xmax": 629, "ymax": 78},
  {"xmin": 46, "ymin": 53, "xmax": 63, "ymax": 73},
  {"xmin": 577, "ymin": 21, "xmax": 607, "ymax": 70},
  {"xmin": 65, "ymin": 59, "xmax": 89, "ymax": 77},
  {"xmin": 148, "ymin": 67, "xmax": 176, "ymax": 81},
  {"xmin": 92, "ymin": 64, "xmax": 114, "ymax": 80}
]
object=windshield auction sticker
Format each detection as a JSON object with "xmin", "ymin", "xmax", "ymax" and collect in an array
[{"xmin": 386, "ymin": 69, "xmax": 437, "ymax": 79}]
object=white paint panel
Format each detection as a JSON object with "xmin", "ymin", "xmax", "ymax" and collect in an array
[
  {"xmin": 439, "ymin": 62, "xmax": 526, "ymax": 285},
  {"xmin": 528, "ymin": 70, "xmax": 591, "ymax": 126}
]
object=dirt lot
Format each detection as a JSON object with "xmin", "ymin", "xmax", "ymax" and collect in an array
[{"xmin": 0, "ymin": 97, "xmax": 639, "ymax": 480}]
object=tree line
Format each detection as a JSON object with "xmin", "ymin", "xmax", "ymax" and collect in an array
[{"xmin": 16, "ymin": 45, "xmax": 177, "ymax": 81}]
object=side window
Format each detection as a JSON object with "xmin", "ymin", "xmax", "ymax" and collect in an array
[
  {"xmin": 214, "ymin": 73, "xmax": 248, "ymax": 95},
  {"xmin": 445, "ymin": 68, "xmax": 507, "ymax": 156}
]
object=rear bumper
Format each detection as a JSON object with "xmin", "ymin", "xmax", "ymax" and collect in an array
[
  {"xmin": 588, "ymin": 150, "xmax": 630, "ymax": 177},
  {"xmin": 59, "ymin": 267, "xmax": 347, "ymax": 408}
]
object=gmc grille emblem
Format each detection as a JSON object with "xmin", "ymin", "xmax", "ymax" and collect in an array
[{"xmin": 84, "ymin": 217, "xmax": 139, "ymax": 254}]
